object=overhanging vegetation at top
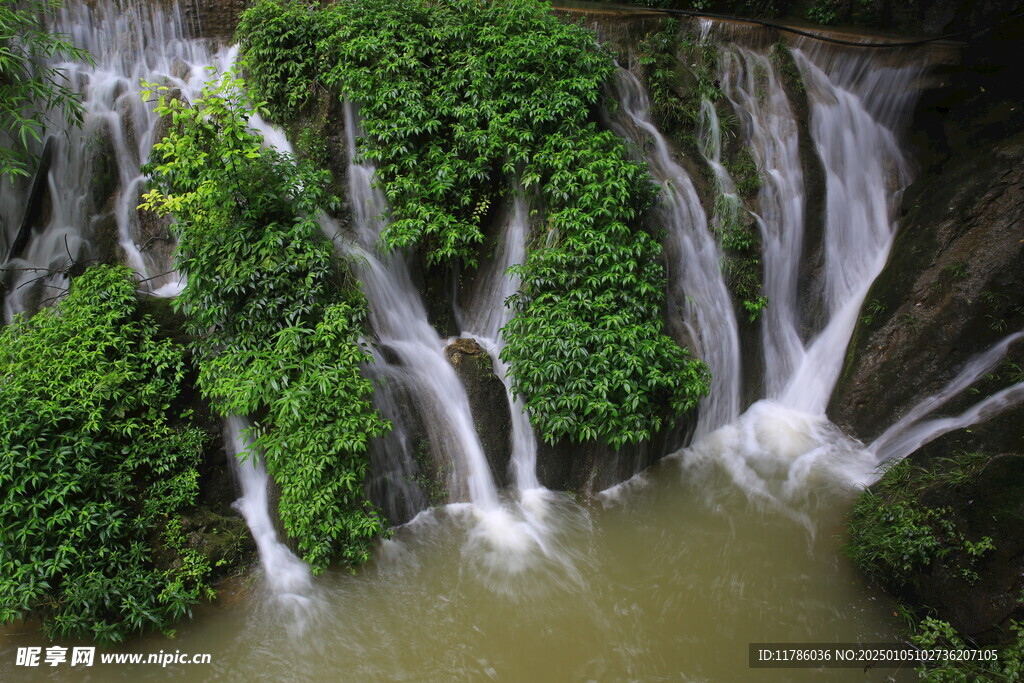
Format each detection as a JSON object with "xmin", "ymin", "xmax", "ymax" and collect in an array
[{"xmin": 238, "ymin": 0, "xmax": 710, "ymax": 448}]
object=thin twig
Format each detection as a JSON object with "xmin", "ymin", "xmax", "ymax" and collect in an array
[{"xmin": 134, "ymin": 269, "xmax": 178, "ymax": 285}]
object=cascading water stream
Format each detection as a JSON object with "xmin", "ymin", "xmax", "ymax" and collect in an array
[
  {"xmin": 223, "ymin": 416, "xmax": 315, "ymax": 609},
  {"xmin": 334, "ymin": 104, "xmax": 593, "ymax": 583},
  {"xmin": 1, "ymin": 1, "xmax": 231, "ymax": 321},
  {"xmin": 454, "ymin": 194, "xmax": 542, "ymax": 492},
  {"xmin": 643, "ymin": 34, "xmax": 1024, "ymax": 510},
  {"xmin": 333, "ymin": 102, "xmax": 500, "ymax": 512},
  {"xmin": 716, "ymin": 44, "xmax": 808, "ymax": 399},
  {"xmin": 871, "ymin": 331, "xmax": 1024, "ymax": 462},
  {"xmin": 7, "ymin": 6, "xmax": 1024, "ymax": 677},
  {"xmin": 776, "ymin": 42, "xmax": 921, "ymax": 414},
  {"xmin": 608, "ymin": 68, "xmax": 742, "ymax": 438}
]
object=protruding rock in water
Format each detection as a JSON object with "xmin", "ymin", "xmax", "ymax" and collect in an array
[
  {"xmin": 444, "ymin": 337, "xmax": 512, "ymax": 488},
  {"xmin": 116, "ymin": 96, "xmax": 140, "ymax": 169},
  {"xmin": 86, "ymin": 120, "xmax": 120, "ymax": 216},
  {"xmin": 536, "ymin": 428, "xmax": 678, "ymax": 497},
  {"xmin": 911, "ymin": 453, "xmax": 1024, "ymax": 641},
  {"xmin": 170, "ymin": 57, "xmax": 191, "ymax": 81},
  {"xmin": 151, "ymin": 88, "xmax": 184, "ymax": 146},
  {"xmin": 135, "ymin": 187, "xmax": 177, "ymax": 276},
  {"xmin": 90, "ymin": 213, "xmax": 125, "ymax": 267},
  {"xmin": 171, "ymin": 508, "xmax": 255, "ymax": 579},
  {"xmin": 4, "ymin": 137, "xmax": 54, "ymax": 264}
]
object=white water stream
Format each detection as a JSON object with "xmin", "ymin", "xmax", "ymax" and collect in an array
[
  {"xmin": 455, "ymin": 193, "xmax": 542, "ymax": 492},
  {"xmin": 609, "ymin": 69, "xmax": 742, "ymax": 438},
  {"xmin": 223, "ymin": 416, "xmax": 315, "ymax": 615},
  {"xmin": 330, "ymin": 103, "xmax": 501, "ymax": 512},
  {"xmin": 0, "ymin": 1, "xmax": 234, "ymax": 321}
]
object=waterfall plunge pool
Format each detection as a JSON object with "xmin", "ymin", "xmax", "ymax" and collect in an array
[{"xmin": 2, "ymin": 404, "xmax": 909, "ymax": 682}]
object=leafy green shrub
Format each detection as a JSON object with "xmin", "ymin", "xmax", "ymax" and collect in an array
[
  {"xmin": 846, "ymin": 459, "xmax": 995, "ymax": 590},
  {"xmin": 141, "ymin": 73, "xmax": 389, "ymax": 571},
  {"xmin": 0, "ymin": 265, "xmax": 210, "ymax": 642},
  {"xmin": 238, "ymin": 0, "xmax": 710, "ymax": 448},
  {"xmin": 241, "ymin": 0, "xmax": 615, "ymax": 266},
  {"xmin": 910, "ymin": 615, "xmax": 1024, "ymax": 681},
  {"xmin": 637, "ymin": 21, "xmax": 724, "ymax": 135},
  {"xmin": 806, "ymin": 0, "xmax": 841, "ymax": 25},
  {"xmin": 725, "ymin": 147, "xmax": 761, "ymax": 198},
  {"xmin": 504, "ymin": 125, "xmax": 709, "ymax": 446},
  {"xmin": 637, "ymin": 20, "xmax": 695, "ymax": 131}
]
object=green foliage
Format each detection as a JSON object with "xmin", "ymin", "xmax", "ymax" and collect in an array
[
  {"xmin": 769, "ymin": 42, "xmax": 805, "ymax": 96},
  {"xmin": 806, "ymin": 0, "xmax": 841, "ymax": 25},
  {"xmin": 0, "ymin": 265, "xmax": 210, "ymax": 642},
  {"xmin": 942, "ymin": 263, "xmax": 969, "ymax": 281},
  {"xmin": 637, "ymin": 20, "xmax": 694, "ymax": 131},
  {"xmin": 637, "ymin": 21, "xmax": 724, "ymax": 135},
  {"xmin": 846, "ymin": 458, "xmax": 996, "ymax": 591},
  {"xmin": 141, "ymin": 72, "xmax": 390, "ymax": 571},
  {"xmin": 239, "ymin": 0, "xmax": 709, "ymax": 448},
  {"xmin": 713, "ymin": 193, "xmax": 765, "ymax": 320},
  {"xmin": 742, "ymin": 295, "xmax": 768, "ymax": 322},
  {"xmin": 240, "ymin": 0, "xmax": 615, "ymax": 267},
  {"xmin": 859, "ymin": 297, "xmax": 887, "ymax": 327},
  {"xmin": 0, "ymin": 0, "xmax": 92, "ymax": 179},
  {"xmin": 638, "ymin": 21, "xmax": 765, "ymax": 321},
  {"xmin": 909, "ymin": 615, "xmax": 1024, "ymax": 682},
  {"xmin": 503, "ymin": 127, "xmax": 710, "ymax": 446},
  {"xmin": 725, "ymin": 147, "xmax": 760, "ymax": 198}
]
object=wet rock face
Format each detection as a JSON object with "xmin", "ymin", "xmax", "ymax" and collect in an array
[
  {"xmin": 829, "ymin": 132, "xmax": 1024, "ymax": 441},
  {"xmin": 176, "ymin": 0, "xmax": 248, "ymax": 41},
  {"xmin": 913, "ymin": 454, "xmax": 1024, "ymax": 640},
  {"xmin": 444, "ymin": 337, "xmax": 512, "ymax": 487},
  {"xmin": 833, "ymin": 21, "xmax": 1024, "ymax": 642}
]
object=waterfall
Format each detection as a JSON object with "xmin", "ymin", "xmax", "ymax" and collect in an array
[
  {"xmin": 332, "ymin": 102, "xmax": 501, "ymax": 511},
  {"xmin": 871, "ymin": 331, "xmax": 1024, "ymax": 462},
  {"xmin": 608, "ymin": 69, "xmax": 742, "ymax": 439},
  {"xmin": 455, "ymin": 194, "xmax": 542, "ymax": 491},
  {"xmin": 777, "ymin": 42, "xmax": 922, "ymax": 413},
  {"xmin": 717, "ymin": 44, "xmax": 807, "ymax": 400},
  {"xmin": 603, "ymin": 32, "xmax": 1024, "ymax": 506},
  {"xmin": 334, "ymin": 104, "xmax": 590, "ymax": 582},
  {"xmin": 13, "ymin": 0, "xmax": 1022, "ymax": 595},
  {"xmin": 1, "ymin": 0, "xmax": 233, "ymax": 321},
  {"xmin": 224, "ymin": 417, "xmax": 315, "ymax": 606}
]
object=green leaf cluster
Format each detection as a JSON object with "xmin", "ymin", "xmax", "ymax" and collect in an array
[
  {"xmin": 141, "ymin": 73, "xmax": 389, "ymax": 572},
  {"xmin": 805, "ymin": 0, "xmax": 841, "ymax": 25},
  {"xmin": 238, "ymin": 0, "xmax": 614, "ymax": 266},
  {"xmin": 0, "ymin": 0, "xmax": 92, "ymax": 179},
  {"xmin": 503, "ymin": 127, "xmax": 710, "ymax": 447},
  {"xmin": 637, "ymin": 21, "xmax": 727, "ymax": 137},
  {"xmin": 845, "ymin": 458, "xmax": 996, "ymax": 591},
  {"xmin": 909, "ymin": 615, "xmax": 1024, "ymax": 682},
  {"xmin": 238, "ymin": 0, "xmax": 709, "ymax": 449},
  {"xmin": 0, "ymin": 265, "xmax": 209, "ymax": 643}
]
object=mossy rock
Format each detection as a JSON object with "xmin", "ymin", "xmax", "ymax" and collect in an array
[{"xmin": 444, "ymin": 337, "xmax": 511, "ymax": 487}]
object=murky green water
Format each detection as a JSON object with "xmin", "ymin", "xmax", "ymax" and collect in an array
[{"xmin": 2, "ymin": 447, "xmax": 912, "ymax": 682}]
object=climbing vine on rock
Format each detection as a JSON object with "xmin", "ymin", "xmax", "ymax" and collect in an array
[
  {"xmin": 238, "ymin": 0, "xmax": 709, "ymax": 448},
  {"xmin": 0, "ymin": 265, "xmax": 210, "ymax": 642},
  {"xmin": 639, "ymin": 19, "xmax": 766, "ymax": 321},
  {"xmin": 504, "ymin": 125, "xmax": 711, "ymax": 446},
  {"xmin": 141, "ymin": 73, "xmax": 389, "ymax": 571}
]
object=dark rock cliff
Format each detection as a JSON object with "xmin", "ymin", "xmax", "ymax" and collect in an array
[{"xmin": 830, "ymin": 12, "xmax": 1024, "ymax": 640}]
